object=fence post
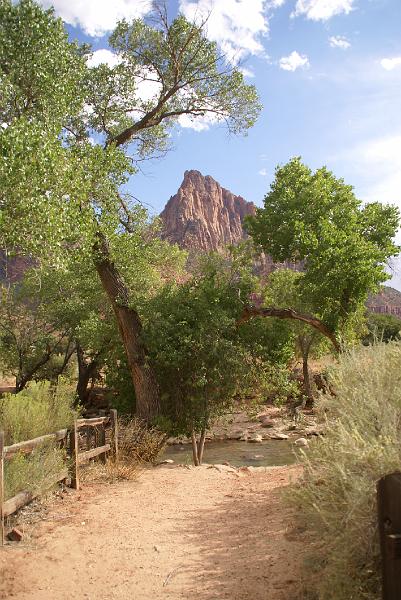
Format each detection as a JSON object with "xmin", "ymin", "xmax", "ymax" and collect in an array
[
  {"xmin": 377, "ymin": 472, "xmax": 401, "ymax": 599},
  {"xmin": 0, "ymin": 431, "xmax": 4, "ymax": 546},
  {"xmin": 70, "ymin": 421, "xmax": 79, "ymax": 491},
  {"xmin": 110, "ymin": 409, "xmax": 118, "ymax": 463},
  {"xmin": 99, "ymin": 423, "xmax": 106, "ymax": 465}
]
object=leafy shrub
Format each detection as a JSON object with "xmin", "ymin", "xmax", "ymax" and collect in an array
[
  {"xmin": 4, "ymin": 444, "xmax": 67, "ymax": 501},
  {"xmin": 0, "ymin": 379, "xmax": 77, "ymax": 501},
  {"xmin": 0, "ymin": 379, "xmax": 77, "ymax": 445},
  {"xmin": 290, "ymin": 342, "xmax": 401, "ymax": 600}
]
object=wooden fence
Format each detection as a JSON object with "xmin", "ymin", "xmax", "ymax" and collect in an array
[
  {"xmin": 0, "ymin": 409, "xmax": 118, "ymax": 545},
  {"xmin": 377, "ymin": 472, "xmax": 401, "ymax": 600}
]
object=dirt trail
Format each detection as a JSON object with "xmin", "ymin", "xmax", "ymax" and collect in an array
[{"xmin": 0, "ymin": 464, "xmax": 305, "ymax": 600}]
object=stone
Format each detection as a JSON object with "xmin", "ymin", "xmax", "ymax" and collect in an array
[
  {"xmin": 248, "ymin": 434, "xmax": 263, "ymax": 443},
  {"xmin": 159, "ymin": 459, "xmax": 174, "ymax": 464},
  {"xmin": 260, "ymin": 419, "xmax": 275, "ymax": 428},
  {"xmin": 7, "ymin": 528, "xmax": 23, "ymax": 542},
  {"xmin": 294, "ymin": 437, "xmax": 309, "ymax": 447},
  {"xmin": 269, "ymin": 432, "xmax": 289, "ymax": 440}
]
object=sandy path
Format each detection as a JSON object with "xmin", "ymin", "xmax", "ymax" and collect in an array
[{"xmin": 0, "ymin": 464, "xmax": 304, "ymax": 600}]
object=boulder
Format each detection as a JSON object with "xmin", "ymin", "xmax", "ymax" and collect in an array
[
  {"xmin": 269, "ymin": 432, "xmax": 289, "ymax": 440},
  {"xmin": 294, "ymin": 437, "xmax": 309, "ymax": 447},
  {"xmin": 260, "ymin": 419, "xmax": 275, "ymax": 428},
  {"xmin": 248, "ymin": 434, "xmax": 263, "ymax": 443}
]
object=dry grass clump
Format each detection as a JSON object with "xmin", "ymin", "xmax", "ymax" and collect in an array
[
  {"xmin": 290, "ymin": 342, "xmax": 401, "ymax": 600},
  {"xmin": 82, "ymin": 418, "xmax": 167, "ymax": 483},
  {"xmin": 118, "ymin": 417, "xmax": 167, "ymax": 465},
  {"xmin": 0, "ymin": 379, "xmax": 77, "ymax": 500}
]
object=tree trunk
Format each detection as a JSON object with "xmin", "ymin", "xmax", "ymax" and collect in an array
[
  {"xmin": 190, "ymin": 428, "xmax": 207, "ymax": 466},
  {"xmin": 76, "ymin": 344, "xmax": 98, "ymax": 405},
  {"xmin": 93, "ymin": 232, "xmax": 160, "ymax": 422},
  {"xmin": 191, "ymin": 430, "xmax": 200, "ymax": 466},
  {"xmin": 198, "ymin": 428, "xmax": 206, "ymax": 465},
  {"xmin": 302, "ymin": 347, "xmax": 313, "ymax": 406}
]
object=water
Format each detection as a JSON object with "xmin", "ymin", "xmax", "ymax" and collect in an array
[{"xmin": 163, "ymin": 439, "xmax": 297, "ymax": 467}]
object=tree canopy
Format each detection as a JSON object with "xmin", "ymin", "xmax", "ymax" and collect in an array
[{"xmin": 245, "ymin": 157, "xmax": 400, "ymax": 336}]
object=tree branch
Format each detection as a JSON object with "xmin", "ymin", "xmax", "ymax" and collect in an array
[{"xmin": 239, "ymin": 306, "xmax": 340, "ymax": 352}]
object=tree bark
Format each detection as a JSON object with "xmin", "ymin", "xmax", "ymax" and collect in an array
[
  {"xmin": 191, "ymin": 430, "xmax": 200, "ymax": 466},
  {"xmin": 301, "ymin": 340, "xmax": 314, "ymax": 406},
  {"xmin": 76, "ymin": 344, "xmax": 98, "ymax": 405},
  {"xmin": 93, "ymin": 232, "xmax": 160, "ymax": 421},
  {"xmin": 239, "ymin": 306, "xmax": 340, "ymax": 352},
  {"xmin": 198, "ymin": 428, "xmax": 206, "ymax": 465}
]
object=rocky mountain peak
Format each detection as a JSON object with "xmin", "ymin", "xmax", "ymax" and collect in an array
[{"xmin": 160, "ymin": 170, "xmax": 256, "ymax": 252}]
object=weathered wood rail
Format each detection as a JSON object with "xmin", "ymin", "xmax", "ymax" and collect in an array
[
  {"xmin": 0, "ymin": 409, "xmax": 118, "ymax": 545},
  {"xmin": 377, "ymin": 472, "xmax": 401, "ymax": 599}
]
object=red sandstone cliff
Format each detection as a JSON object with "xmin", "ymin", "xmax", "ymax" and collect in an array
[{"xmin": 160, "ymin": 170, "xmax": 256, "ymax": 251}]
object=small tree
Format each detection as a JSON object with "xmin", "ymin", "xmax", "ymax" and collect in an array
[
  {"xmin": 363, "ymin": 312, "xmax": 401, "ymax": 345},
  {"xmin": 245, "ymin": 158, "xmax": 400, "ymax": 345},
  {"xmin": 144, "ymin": 253, "xmax": 262, "ymax": 465}
]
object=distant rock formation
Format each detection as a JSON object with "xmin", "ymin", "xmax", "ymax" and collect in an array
[
  {"xmin": 160, "ymin": 169, "xmax": 256, "ymax": 251},
  {"xmin": 367, "ymin": 286, "xmax": 401, "ymax": 317}
]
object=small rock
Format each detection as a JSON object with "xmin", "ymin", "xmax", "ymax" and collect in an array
[
  {"xmin": 248, "ymin": 434, "xmax": 263, "ymax": 443},
  {"xmin": 269, "ymin": 432, "xmax": 289, "ymax": 440},
  {"xmin": 260, "ymin": 419, "xmax": 275, "ymax": 428},
  {"xmin": 7, "ymin": 528, "xmax": 23, "ymax": 542},
  {"xmin": 294, "ymin": 437, "xmax": 309, "ymax": 447},
  {"xmin": 160, "ymin": 459, "xmax": 174, "ymax": 464}
]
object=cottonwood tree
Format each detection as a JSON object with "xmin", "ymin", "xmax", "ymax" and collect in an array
[
  {"xmin": 0, "ymin": 1, "xmax": 261, "ymax": 420},
  {"xmin": 244, "ymin": 157, "xmax": 400, "ymax": 348}
]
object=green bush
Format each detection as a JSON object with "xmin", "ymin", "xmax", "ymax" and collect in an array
[
  {"xmin": 0, "ymin": 379, "xmax": 78, "ymax": 501},
  {"xmin": 291, "ymin": 342, "xmax": 401, "ymax": 600},
  {"xmin": 0, "ymin": 379, "xmax": 77, "ymax": 445}
]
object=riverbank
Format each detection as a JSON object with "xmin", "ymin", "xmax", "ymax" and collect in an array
[{"xmin": 0, "ymin": 464, "xmax": 306, "ymax": 600}]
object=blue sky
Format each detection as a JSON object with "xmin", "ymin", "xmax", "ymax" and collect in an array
[{"xmin": 40, "ymin": 0, "xmax": 401, "ymax": 286}]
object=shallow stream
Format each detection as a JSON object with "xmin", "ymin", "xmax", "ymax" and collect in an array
[{"xmin": 163, "ymin": 439, "xmax": 297, "ymax": 467}]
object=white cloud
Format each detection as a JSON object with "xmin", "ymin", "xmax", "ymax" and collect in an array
[
  {"xmin": 258, "ymin": 168, "xmax": 268, "ymax": 176},
  {"xmin": 178, "ymin": 113, "xmax": 221, "ymax": 132},
  {"xmin": 179, "ymin": 0, "xmax": 269, "ymax": 63},
  {"xmin": 239, "ymin": 66, "xmax": 255, "ymax": 78},
  {"xmin": 87, "ymin": 49, "xmax": 121, "ymax": 68},
  {"xmin": 38, "ymin": 0, "xmax": 152, "ymax": 37},
  {"xmin": 279, "ymin": 51, "xmax": 309, "ymax": 71},
  {"xmin": 329, "ymin": 35, "xmax": 351, "ymax": 49},
  {"xmin": 380, "ymin": 57, "xmax": 401, "ymax": 71},
  {"xmin": 293, "ymin": 0, "xmax": 354, "ymax": 21}
]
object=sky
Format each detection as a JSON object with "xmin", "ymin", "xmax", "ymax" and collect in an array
[{"xmin": 38, "ymin": 0, "xmax": 401, "ymax": 288}]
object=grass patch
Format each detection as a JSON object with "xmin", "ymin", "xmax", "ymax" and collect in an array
[{"xmin": 290, "ymin": 342, "xmax": 401, "ymax": 600}]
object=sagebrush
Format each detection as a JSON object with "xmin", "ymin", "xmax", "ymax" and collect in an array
[
  {"xmin": 290, "ymin": 342, "xmax": 401, "ymax": 600},
  {"xmin": 1, "ymin": 379, "xmax": 77, "ymax": 500}
]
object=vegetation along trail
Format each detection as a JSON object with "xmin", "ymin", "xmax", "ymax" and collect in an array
[{"xmin": 0, "ymin": 465, "xmax": 304, "ymax": 600}]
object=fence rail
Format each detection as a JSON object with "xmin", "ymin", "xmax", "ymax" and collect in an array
[{"xmin": 0, "ymin": 409, "xmax": 118, "ymax": 546}]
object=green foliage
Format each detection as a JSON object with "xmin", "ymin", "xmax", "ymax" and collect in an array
[
  {"xmin": 363, "ymin": 312, "xmax": 401, "ymax": 345},
  {"xmin": 0, "ymin": 379, "xmax": 77, "ymax": 444},
  {"xmin": 0, "ymin": 379, "xmax": 78, "ymax": 501},
  {"xmin": 246, "ymin": 158, "xmax": 400, "ymax": 334},
  {"xmin": 143, "ymin": 252, "xmax": 265, "ymax": 435},
  {"xmin": 4, "ymin": 444, "xmax": 66, "ymax": 501},
  {"xmin": 291, "ymin": 343, "xmax": 401, "ymax": 600}
]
